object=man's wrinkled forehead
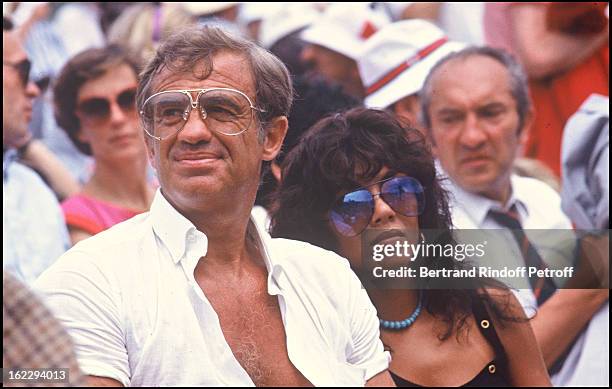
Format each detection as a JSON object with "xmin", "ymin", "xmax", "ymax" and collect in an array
[
  {"xmin": 149, "ymin": 52, "xmax": 255, "ymax": 95},
  {"xmin": 432, "ymin": 54, "xmax": 512, "ymax": 93}
]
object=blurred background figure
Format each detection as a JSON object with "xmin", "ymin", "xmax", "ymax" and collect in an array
[
  {"xmin": 108, "ymin": 2, "xmax": 196, "ymax": 66},
  {"xmin": 238, "ymin": 2, "xmax": 276, "ymax": 42},
  {"xmin": 358, "ymin": 19, "xmax": 465, "ymax": 135},
  {"xmin": 300, "ymin": 3, "xmax": 390, "ymax": 100},
  {"xmin": 385, "ymin": 2, "xmax": 485, "ymax": 46},
  {"xmin": 179, "ymin": 2, "xmax": 243, "ymax": 36},
  {"xmin": 3, "ymin": 273, "xmax": 85, "ymax": 387},
  {"xmin": 254, "ymin": 75, "xmax": 361, "ymax": 230},
  {"xmin": 512, "ymin": 157, "xmax": 561, "ymax": 193},
  {"xmin": 3, "ymin": 15, "xmax": 70, "ymax": 284},
  {"xmin": 4, "ymin": 2, "xmax": 98, "ymax": 184},
  {"xmin": 39, "ymin": 2, "xmax": 105, "ymax": 57},
  {"xmin": 54, "ymin": 45, "xmax": 155, "ymax": 246},
  {"xmin": 258, "ymin": 3, "xmax": 320, "ymax": 78},
  {"xmin": 561, "ymin": 94, "xmax": 609, "ymax": 231},
  {"xmin": 421, "ymin": 45, "xmax": 609, "ymax": 380},
  {"xmin": 484, "ymin": 2, "xmax": 609, "ymax": 176},
  {"xmin": 97, "ymin": 2, "xmax": 137, "ymax": 36},
  {"xmin": 556, "ymin": 94, "xmax": 609, "ymax": 387}
]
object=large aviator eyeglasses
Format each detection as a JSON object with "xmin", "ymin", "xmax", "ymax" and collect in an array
[{"xmin": 139, "ymin": 87, "xmax": 266, "ymax": 141}]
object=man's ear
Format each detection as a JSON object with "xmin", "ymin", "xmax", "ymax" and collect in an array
[
  {"xmin": 518, "ymin": 107, "xmax": 534, "ymax": 151},
  {"xmin": 262, "ymin": 116, "xmax": 288, "ymax": 162},
  {"xmin": 393, "ymin": 95, "xmax": 420, "ymax": 127}
]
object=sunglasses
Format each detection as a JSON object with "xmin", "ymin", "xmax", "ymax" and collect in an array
[
  {"xmin": 329, "ymin": 176, "xmax": 425, "ymax": 237},
  {"xmin": 140, "ymin": 88, "xmax": 266, "ymax": 141},
  {"xmin": 3, "ymin": 59, "xmax": 31, "ymax": 87},
  {"xmin": 76, "ymin": 88, "xmax": 137, "ymax": 121}
]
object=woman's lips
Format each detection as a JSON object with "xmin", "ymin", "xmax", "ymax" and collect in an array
[
  {"xmin": 370, "ymin": 230, "xmax": 408, "ymax": 247},
  {"xmin": 110, "ymin": 134, "xmax": 137, "ymax": 144}
]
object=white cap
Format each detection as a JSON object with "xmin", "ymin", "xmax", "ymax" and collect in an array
[
  {"xmin": 300, "ymin": 3, "xmax": 391, "ymax": 60},
  {"xmin": 178, "ymin": 2, "xmax": 237, "ymax": 16},
  {"xmin": 358, "ymin": 20, "xmax": 467, "ymax": 108},
  {"xmin": 259, "ymin": 4, "xmax": 321, "ymax": 49},
  {"xmin": 239, "ymin": 3, "xmax": 280, "ymax": 25}
]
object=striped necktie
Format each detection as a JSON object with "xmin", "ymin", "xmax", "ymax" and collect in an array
[{"xmin": 488, "ymin": 207, "xmax": 557, "ymax": 305}]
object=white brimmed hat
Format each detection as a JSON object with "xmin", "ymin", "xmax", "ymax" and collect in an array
[
  {"xmin": 359, "ymin": 20, "xmax": 467, "ymax": 108},
  {"xmin": 178, "ymin": 2, "xmax": 237, "ymax": 16},
  {"xmin": 300, "ymin": 3, "xmax": 390, "ymax": 60},
  {"xmin": 259, "ymin": 4, "xmax": 321, "ymax": 49}
]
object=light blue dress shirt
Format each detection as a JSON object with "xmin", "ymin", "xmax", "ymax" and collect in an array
[{"xmin": 3, "ymin": 150, "xmax": 70, "ymax": 285}]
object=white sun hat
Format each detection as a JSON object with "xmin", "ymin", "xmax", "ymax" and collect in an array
[
  {"xmin": 259, "ymin": 4, "xmax": 321, "ymax": 49},
  {"xmin": 300, "ymin": 3, "xmax": 391, "ymax": 60},
  {"xmin": 358, "ymin": 19, "xmax": 467, "ymax": 108},
  {"xmin": 178, "ymin": 2, "xmax": 237, "ymax": 16}
]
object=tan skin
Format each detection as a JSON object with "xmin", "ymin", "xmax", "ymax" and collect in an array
[
  {"xmin": 87, "ymin": 51, "xmax": 395, "ymax": 387},
  {"xmin": 391, "ymin": 94, "xmax": 427, "ymax": 138},
  {"xmin": 69, "ymin": 64, "xmax": 155, "ymax": 245},
  {"xmin": 427, "ymin": 55, "xmax": 531, "ymax": 205},
  {"xmin": 508, "ymin": 3, "xmax": 609, "ymax": 79},
  {"xmin": 301, "ymin": 44, "xmax": 365, "ymax": 99},
  {"xmin": 3, "ymin": 30, "xmax": 39, "ymax": 149},
  {"xmin": 332, "ymin": 167, "xmax": 551, "ymax": 386},
  {"xmin": 4, "ymin": 30, "xmax": 79, "ymax": 200}
]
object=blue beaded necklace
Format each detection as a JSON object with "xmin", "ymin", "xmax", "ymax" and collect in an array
[{"xmin": 379, "ymin": 291, "xmax": 424, "ymax": 330}]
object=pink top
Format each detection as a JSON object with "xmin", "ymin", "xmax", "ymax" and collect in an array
[{"xmin": 61, "ymin": 194, "xmax": 143, "ymax": 235}]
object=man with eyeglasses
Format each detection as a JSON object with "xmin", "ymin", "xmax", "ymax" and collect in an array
[
  {"xmin": 36, "ymin": 26, "xmax": 393, "ymax": 386},
  {"xmin": 3, "ymin": 16, "xmax": 70, "ymax": 285}
]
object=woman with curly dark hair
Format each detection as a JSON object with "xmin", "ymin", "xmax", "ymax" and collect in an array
[{"xmin": 270, "ymin": 108, "xmax": 550, "ymax": 386}]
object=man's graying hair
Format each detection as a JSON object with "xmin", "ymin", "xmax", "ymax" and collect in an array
[
  {"xmin": 420, "ymin": 46, "xmax": 531, "ymax": 132},
  {"xmin": 136, "ymin": 26, "xmax": 293, "ymax": 141}
]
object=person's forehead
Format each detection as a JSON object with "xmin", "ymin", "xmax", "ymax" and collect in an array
[
  {"xmin": 352, "ymin": 164, "xmax": 393, "ymax": 187},
  {"xmin": 311, "ymin": 44, "xmax": 350, "ymax": 62},
  {"xmin": 151, "ymin": 51, "xmax": 256, "ymax": 97},
  {"xmin": 430, "ymin": 55, "xmax": 513, "ymax": 103},
  {"xmin": 78, "ymin": 63, "xmax": 138, "ymax": 99},
  {"xmin": 2, "ymin": 31, "xmax": 27, "ymax": 63}
]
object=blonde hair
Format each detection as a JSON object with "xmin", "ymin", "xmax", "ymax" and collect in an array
[{"xmin": 107, "ymin": 3, "xmax": 195, "ymax": 65}]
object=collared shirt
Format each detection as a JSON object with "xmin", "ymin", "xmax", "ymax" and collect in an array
[
  {"xmin": 35, "ymin": 189, "xmax": 390, "ymax": 386},
  {"xmin": 445, "ymin": 174, "xmax": 571, "ymax": 231},
  {"xmin": 442, "ymin": 172, "xmax": 573, "ymax": 310},
  {"xmin": 561, "ymin": 93, "xmax": 609, "ymax": 230},
  {"xmin": 3, "ymin": 151, "xmax": 70, "ymax": 285},
  {"xmin": 555, "ymin": 94, "xmax": 609, "ymax": 386}
]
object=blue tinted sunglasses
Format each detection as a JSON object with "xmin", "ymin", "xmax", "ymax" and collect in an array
[{"xmin": 330, "ymin": 176, "xmax": 425, "ymax": 237}]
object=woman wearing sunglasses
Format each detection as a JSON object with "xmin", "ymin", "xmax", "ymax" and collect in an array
[
  {"xmin": 270, "ymin": 108, "xmax": 550, "ymax": 386},
  {"xmin": 53, "ymin": 45, "xmax": 155, "ymax": 245}
]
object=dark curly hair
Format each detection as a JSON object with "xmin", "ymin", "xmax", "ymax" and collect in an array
[
  {"xmin": 53, "ymin": 44, "xmax": 141, "ymax": 156},
  {"xmin": 270, "ymin": 107, "xmax": 521, "ymax": 339},
  {"xmin": 255, "ymin": 74, "xmax": 361, "ymax": 208}
]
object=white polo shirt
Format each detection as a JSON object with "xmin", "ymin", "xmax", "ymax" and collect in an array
[{"xmin": 35, "ymin": 190, "xmax": 390, "ymax": 386}]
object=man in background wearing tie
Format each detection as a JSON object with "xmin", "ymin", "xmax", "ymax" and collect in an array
[{"xmin": 420, "ymin": 46, "xmax": 609, "ymax": 381}]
